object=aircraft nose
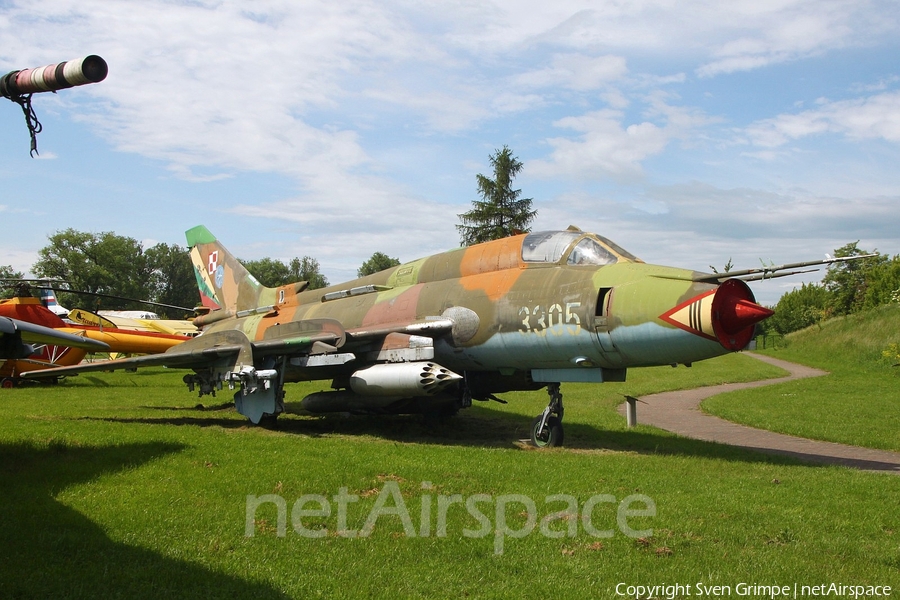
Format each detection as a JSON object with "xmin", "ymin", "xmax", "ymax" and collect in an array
[
  {"xmin": 717, "ymin": 296, "xmax": 774, "ymax": 335},
  {"xmin": 712, "ymin": 279, "xmax": 773, "ymax": 349},
  {"xmin": 660, "ymin": 278, "xmax": 773, "ymax": 351}
]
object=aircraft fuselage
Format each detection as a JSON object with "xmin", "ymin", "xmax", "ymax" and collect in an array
[{"xmin": 196, "ymin": 230, "xmax": 763, "ymax": 395}]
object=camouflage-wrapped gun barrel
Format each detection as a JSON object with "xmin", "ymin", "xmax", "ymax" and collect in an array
[{"xmin": 0, "ymin": 55, "xmax": 107, "ymax": 98}]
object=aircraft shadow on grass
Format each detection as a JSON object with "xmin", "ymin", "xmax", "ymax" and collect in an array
[
  {"xmin": 0, "ymin": 441, "xmax": 290, "ymax": 599},
  {"xmin": 76, "ymin": 403, "xmax": 827, "ymax": 471}
]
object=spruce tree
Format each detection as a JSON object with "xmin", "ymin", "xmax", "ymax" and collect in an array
[{"xmin": 457, "ymin": 146, "xmax": 536, "ymax": 246}]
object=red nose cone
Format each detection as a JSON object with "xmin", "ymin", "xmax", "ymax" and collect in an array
[
  {"xmin": 724, "ymin": 298, "xmax": 775, "ymax": 333},
  {"xmin": 712, "ymin": 279, "xmax": 773, "ymax": 351}
]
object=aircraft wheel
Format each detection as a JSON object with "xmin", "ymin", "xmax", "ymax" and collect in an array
[
  {"xmin": 531, "ymin": 415, "xmax": 563, "ymax": 448},
  {"xmin": 1, "ymin": 378, "xmax": 16, "ymax": 389}
]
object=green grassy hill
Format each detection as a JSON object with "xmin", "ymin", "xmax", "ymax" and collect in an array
[
  {"xmin": 1, "ymin": 322, "xmax": 898, "ymax": 597},
  {"xmin": 704, "ymin": 303, "xmax": 900, "ymax": 451},
  {"xmin": 777, "ymin": 303, "xmax": 900, "ymax": 367}
]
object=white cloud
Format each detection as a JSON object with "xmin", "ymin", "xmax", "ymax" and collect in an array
[
  {"xmin": 745, "ymin": 91, "xmax": 900, "ymax": 147},
  {"xmin": 3, "ymin": 0, "xmax": 428, "ymax": 176},
  {"xmin": 851, "ymin": 75, "xmax": 900, "ymax": 93},
  {"xmin": 226, "ymin": 168, "xmax": 462, "ymax": 281},
  {"xmin": 436, "ymin": 1, "xmax": 896, "ymax": 78},
  {"xmin": 529, "ymin": 110, "xmax": 669, "ymax": 180},
  {"xmin": 527, "ymin": 96, "xmax": 714, "ymax": 180},
  {"xmin": 511, "ymin": 54, "xmax": 628, "ymax": 91},
  {"xmin": 3, "ymin": 0, "xmax": 893, "ymax": 185},
  {"xmin": 362, "ymin": 86, "xmax": 490, "ymax": 132},
  {"xmin": 2, "ymin": 0, "xmax": 900, "ymax": 305},
  {"xmin": 695, "ymin": 1, "xmax": 895, "ymax": 76},
  {"xmin": 0, "ymin": 246, "xmax": 38, "ymax": 275},
  {"xmin": 530, "ymin": 181, "xmax": 898, "ymax": 304}
]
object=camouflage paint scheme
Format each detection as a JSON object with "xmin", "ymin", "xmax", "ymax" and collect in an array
[
  {"xmin": 189, "ymin": 226, "xmax": 764, "ymax": 376},
  {"xmin": 23, "ymin": 225, "xmax": 775, "ymax": 444}
]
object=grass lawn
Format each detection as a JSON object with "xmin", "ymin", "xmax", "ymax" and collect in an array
[
  {"xmin": 703, "ymin": 304, "xmax": 900, "ymax": 451},
  {"xmin": 1, "ymin": 352, "xmax": 898, "ymax": 598}
]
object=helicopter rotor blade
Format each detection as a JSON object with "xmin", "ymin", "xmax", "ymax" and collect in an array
[{"xmin": 0, "ymin": 279, "xmax": 194, "ymax": 313}]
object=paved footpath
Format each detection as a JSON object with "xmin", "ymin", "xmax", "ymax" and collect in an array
[{"xmin": 618, "ymin": 353, "xmax": 900, "ymax": 474}]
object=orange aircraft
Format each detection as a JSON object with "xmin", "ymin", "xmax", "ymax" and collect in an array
[{"xmin": 0, "ymin": 295, "xmax": 189, "ymax": 386}]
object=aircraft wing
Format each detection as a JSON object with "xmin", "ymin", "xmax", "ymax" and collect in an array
[
  {"xmin": 20, "ymin": 316, "xmax": 456, "ymax": 382},
  {"xmin": 20, "ymin": 319, "xmax": 347, "ymax": 380},
  {"xmin": 21, "ymin": 331, "xmax": 244, "ymax": 379},
  {"xmin": 21, "ymin": 314, "xmax": 456, "ymax": 425},
  {"xmin": 692, "ymin": 254, "xmax": 878, "ymax": 284},
  {"xmin": 1, "ymin": 316, "xmax": 109, "ymax": 356}
]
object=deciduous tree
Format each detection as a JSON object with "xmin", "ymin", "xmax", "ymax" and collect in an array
[
  {"xmin": 240, "ymin": 257, "xmax": 293, "ymax": 288},
  {"xmin": 358, "ymin": 252, "xmax": 400, "ymax": 277},
  {"xmin": 145, "ymin": 243, "xmax": 197, "ymax": 316},
  {"xmin": 767, "ymin": 283, "xmax": 829, "ymax": 334},
  {"xmin": 291, "ymin": 256, "xmax": 329, "ymax": 290},
  {"xmin": 823, "ymin": 242, "xmax": 886, "ymax": 316},
  {"xmin": 240, "ymin": 256, "xmax": 329, "ymax": 290},
  {"xmin": 33, "ymin": 229, "xmax": 152, "ymax": 310},
  {"xmin": 862, "ymin": 254, "xmax": 900, "ymax": 309},
  {"xmin": 0, "ymin": 266, "xmax": 23, "ymax": 299}
]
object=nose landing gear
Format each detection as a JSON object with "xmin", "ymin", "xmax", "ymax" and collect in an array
[{"xmin": 530, "ymin": 383, "xmax": 564, "ymax": 447}]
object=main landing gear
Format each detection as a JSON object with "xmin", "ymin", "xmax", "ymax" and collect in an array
[{"xmin": 530, "ymin": 383, "xmax": 564, "ymax": 448}]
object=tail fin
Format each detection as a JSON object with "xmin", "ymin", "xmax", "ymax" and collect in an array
[
  {"xmin": 186, "ymin": 225, "xmax": 272, "ymax": 313},
  {"xmin": 38, "ymin": 286, "xmax": 68, "ymax": 317}
]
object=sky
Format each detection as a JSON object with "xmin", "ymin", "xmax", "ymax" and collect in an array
[{"xmin": 1, "ymin": 0, "xmax": 899, "ymax": 306}]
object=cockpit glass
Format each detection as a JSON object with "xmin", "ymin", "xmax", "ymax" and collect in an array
[
  {"xmin": 566, "ymin": 238, "xmax": 617, "ymax": 266},
  {"xmin": 595, "ymin": 235, "xmax": 642, "ymax": 262},
  {"xmin": 521, "ymin": 230, "xmax": 643, "ymax": 264},
  {"xmin": 521, "ymin": 231, "xmax": 581, "ymax": 263}
]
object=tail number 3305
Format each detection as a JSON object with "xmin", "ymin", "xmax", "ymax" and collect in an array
[{"xmin": 518, "ymin": 302, "xmax": 581, "ymax": 335}]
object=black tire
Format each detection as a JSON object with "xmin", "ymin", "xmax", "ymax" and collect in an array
[
  {"xmin": 1, "ymin": 378, "xmax": 16, "ymax": 389},
  {"xmin": 531, "ymin": 415, "xmax": 564, "ymax": 448}
]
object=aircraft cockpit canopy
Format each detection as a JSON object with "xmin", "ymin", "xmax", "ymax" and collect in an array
[{"xmin": 521, "ymin": 231, "xmax": 643, "ymax": 266}]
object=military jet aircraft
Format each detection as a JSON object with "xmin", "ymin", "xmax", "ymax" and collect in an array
[{"xmin": 23, "ymin": 225, "xmax": 860, "ymax": 446}]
